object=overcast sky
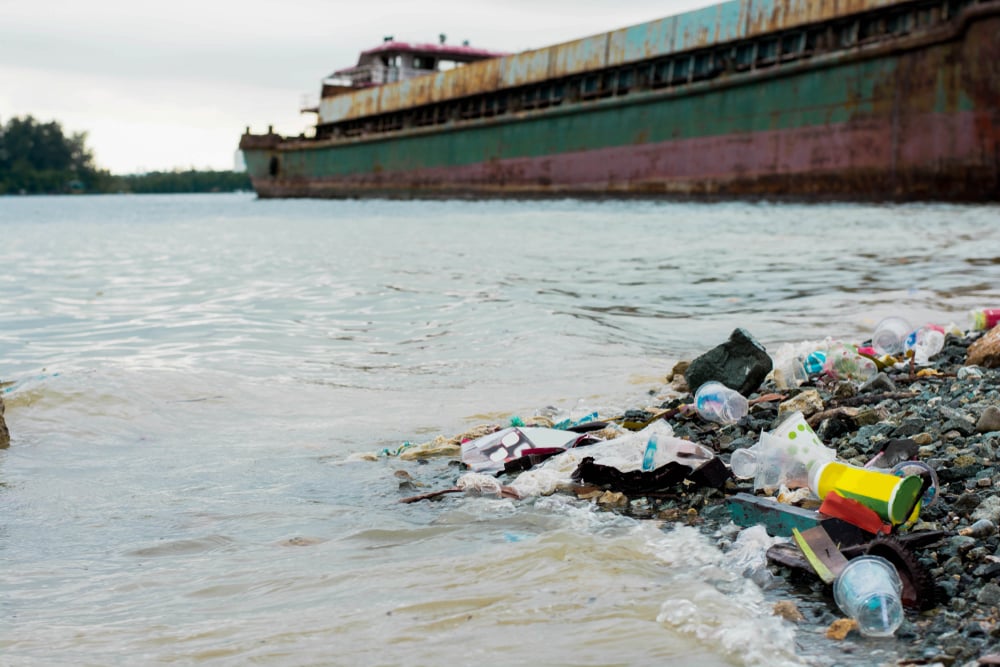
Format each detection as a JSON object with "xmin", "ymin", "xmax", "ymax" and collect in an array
[{"xmin": 1, "ymin": 1, "xmax": 716, "ymax": 174}]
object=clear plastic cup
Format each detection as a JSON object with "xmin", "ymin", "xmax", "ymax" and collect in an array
[
  {"xmin": 833, "ymin": 555, "xmax": 904, "ymax": 637},
  {"xmin": 694, "ymin": 381, "xmax": 748, "ymax": 425},
  {"xmin": 731, "ymin": 412, "xmax": 836, "ymax": 490},
  {"xmin": 872, "ymin": 317, "xmax": 912, "ymax": 356}
]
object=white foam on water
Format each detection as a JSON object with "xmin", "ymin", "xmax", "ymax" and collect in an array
[
  {"xmin": 484, "ymin": 497, "xmax": 812, "ymax": 666},
  {"xmin": 643, "ymin": 523, "xmax": 810, "ymax": 667}
]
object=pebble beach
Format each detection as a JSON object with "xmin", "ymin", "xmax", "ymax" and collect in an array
[
  {"xmin": 596, "ymin": 328, "xmax": 999, "ymax": 664},
  {"xmin": 390, "ymin": 322, "xmax": 1000, "ymax": 666}
]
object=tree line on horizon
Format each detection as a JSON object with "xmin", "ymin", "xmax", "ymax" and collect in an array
[{"xmin": 0, "ymin": 115, "xmax": 251, "ymax": 195}]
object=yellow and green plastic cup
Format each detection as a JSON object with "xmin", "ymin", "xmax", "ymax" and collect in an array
[{"xmin": 808, "ymin": 460, "xmax": 924, "ymax": 525}]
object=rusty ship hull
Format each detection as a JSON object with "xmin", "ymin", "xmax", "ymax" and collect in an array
[{"xmin": 240, "ymin": 0, "xmax": 1000, "ymax": 201}]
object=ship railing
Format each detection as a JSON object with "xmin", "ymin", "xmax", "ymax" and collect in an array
[{"xmin": 336, "ymin": 63, "xmax": 441, "ymax": 88}]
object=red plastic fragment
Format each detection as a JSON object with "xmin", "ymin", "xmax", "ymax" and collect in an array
[{"xmin": 819, "ymin": 491, "xmax": 892, "ymax": 535}]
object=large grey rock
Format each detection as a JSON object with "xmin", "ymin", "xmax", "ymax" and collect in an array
[
  {"xmin": 972, "ymin": 495, "xmax": 1000, "ymax": 524},
  {"xmin": 977, "ymin": 583, "xmax": 1000, "ymax": 606},
  {"xmin": 684, "ymin": 328, "xmax": 773, "ymax": 397},
  {"xmin": 977, "ymin": 406, "xmax": 1000, "ymax": 434}
]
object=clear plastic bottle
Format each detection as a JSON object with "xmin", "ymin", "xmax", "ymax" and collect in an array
[{"xmin": 694, "ymin": 381, "xmax": 748, "ymax": 424}]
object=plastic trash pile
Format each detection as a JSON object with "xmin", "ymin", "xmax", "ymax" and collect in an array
[{"xmin": 378, "ymin": 308, "xmax": 1000, "ymax": 647}]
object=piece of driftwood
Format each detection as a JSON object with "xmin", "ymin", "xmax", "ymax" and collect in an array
[{"xmin": 399, "ymin": 488, "xmax": 463, "ymax": 503}]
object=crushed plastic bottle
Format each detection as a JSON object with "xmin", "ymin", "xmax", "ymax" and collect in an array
[
  {"xmin": 694, "ymin": 381, "xmax": 748, "ymax": 424},
  {"xmin": 642, "ymin": 431, "xmax": 713, "ymax": 471},
  {"xmin": 903, "ymin": 326, "xmax": 945, "ymax": 365}
]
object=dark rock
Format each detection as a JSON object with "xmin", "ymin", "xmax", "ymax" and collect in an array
[
  {"xmin": 720, "ymin": 435, "xmax": 754, "ymax": 454},
  {"xmin": 941, "ymin": 418, "xmax": 977, "ymax": 438},
  {"xmin": 860, "ymin": 371, "xmax": 897, "ymax": 394},
  {"xmin": 896, "ymin": 619, "xmax": 919, "ymax": 640},
  {"xmin": 965, "ymin": 546, "xmax": 989, "ymax": 562},
  {"xmin": 833, "ymin": 381, "xmax": 857, "ymax": 398},
  {"xmin": 977, "ymin": 583, "xmax": 1000, "ymax": 606},
  {"xmin": 893, "ymin": 419, "xmax": 926, "ymax": 437},
  {"xmin": 943, "ymin": 556, "xmax": 964, "ymax": 575},
  {"xmin": 816, "ymin": 416, "xmax": 853, "ymax": 441},
  {"xmin": 977, "ymin": 406, "xmax": 1000, "ymax": 434},
  {"xmin": 940, "ymin": 463, "xmax": 980, "ymax": 483},
  {"xmin": 973, "ymin": 496, "xmax": 1000, "ymax": 524},
  {"xmin": 948, "ymin": 535, "xmax": 978, "ymax": 556},
  {"xmin": 684, "ymin": 328, "xmax": 773, "ymax": 398},
  {"xmin": 938, "ymin": 578, "xmax": 960, "ymax": 598},
  {"xmin": 876, "ymin": 438, "xmax": 919, "ymax": 467},
  {"xmin": 0, "ymin": 394, "xmax": 8, "ymax": 449},
  {"xmin": 974, "ymin": 562, "xmax": 1000, "ymax": 578}
]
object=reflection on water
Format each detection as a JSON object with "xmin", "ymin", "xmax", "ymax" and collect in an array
[{"xmin": 1, "ymin": 194, "xmax": 998, "ymax": 664}]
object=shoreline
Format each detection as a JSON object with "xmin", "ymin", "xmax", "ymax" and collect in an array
[
  {"xmin": 401, "ymin": 327, "xmax": 1000, "ymax": 665},
  {"xmin": 652, "ymin": 330, "xmax": 1000, "ymax": 665}
]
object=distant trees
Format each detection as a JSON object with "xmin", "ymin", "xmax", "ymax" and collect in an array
[
  {"xmin": 114, "ymin": 170, "xmax": 251, "ymax": 194},
  {"xmin": 0, "ymin": 116, "xmax": 112, "ymax": 194},
  {"xmin": 0, "ymin": 115, "xmax": 251, "ymax": 195}
]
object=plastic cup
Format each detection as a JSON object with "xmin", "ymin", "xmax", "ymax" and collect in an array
[
  {"xmin": 694, "ymin": 381, "xmax": 748, "ymax": 425},
  {"xmin": 833, "ymin": 555, "xmax": 904, "ymax": 637},
  {"xmin": 730, "ymin": 414, "xmax": 835, "ymax": 491},
  {"xmin": 772, "ymin": 411, "xmax": 824, "ymax": 450},
  {"xmin": 729, "ymin": 447, "xmax": 758, "ymax": 480},
  {"xmin": 808, "ymin": 460, "xmax": 924, "ymax": 525},
  {"xmin": 737, "ymin": 431, "xmax": 813, "ymax": 490},
  {"xmin": 872, "ymin": 317, "xmax": 912, "ymax": 356}
]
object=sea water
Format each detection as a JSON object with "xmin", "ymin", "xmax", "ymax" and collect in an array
[{"xmin": 1, "ymin": 194, "xmax": 998, "ymax": 666}]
